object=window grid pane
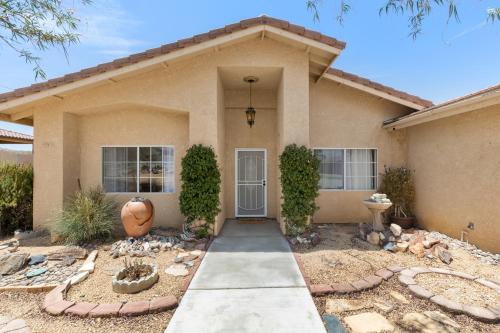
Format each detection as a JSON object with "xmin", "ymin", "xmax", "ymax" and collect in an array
[
  {"xmin": 314, "ymin": 148, "xmax": 377, "ymax": 191},
  {"xmin": 102, "ymin": 146, "xmax": 174, "ymax": 193}
]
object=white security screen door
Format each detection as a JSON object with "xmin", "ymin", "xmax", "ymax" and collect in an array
[{"xmin": 235, "ymin": 149, "xmax": 267, "ymax": 217}]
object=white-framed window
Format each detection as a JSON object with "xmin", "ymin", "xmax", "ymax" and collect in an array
[
  {"xmin": 314, "ymin": 148, "xmax": 377, "ymax": 191},
  {"xmin": 102, "ymin": 146, "xmax": 175, "ymax": 193}
]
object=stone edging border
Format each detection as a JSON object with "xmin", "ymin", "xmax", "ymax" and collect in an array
[
  {"xmin": 398, "ymin": 266, "xmax": 500, "ymax": 323},
  {"xmin": 292, "ymin": 252, "xmax": 403, "ymax": 296},
  {"xmin": 41, "ymin": 239, "xmax": 213, "ymax": 318},
  {"xmin": 0, "ymin": 249, "xmax": 99, "ymax": 293}
]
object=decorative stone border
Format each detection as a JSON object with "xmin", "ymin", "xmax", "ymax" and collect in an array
[
  {"xmin": 42, "ymin": 282, "xmax": 178, "ymax": 317},
  {"xmin": 42, "ymin": 239, "xmax": 212, "ymax": 317},
  {"xmin": 398, "ymin": 266, "xmax": 500, "ymax": 323},
  {"xmin": 292, "ymin": 252, "xmax": 403, "ymax": 296}
]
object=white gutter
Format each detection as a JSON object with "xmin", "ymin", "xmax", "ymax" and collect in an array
[{"xmin": 384, "ymin": 88, "xmax": 500, "ymax": 130}]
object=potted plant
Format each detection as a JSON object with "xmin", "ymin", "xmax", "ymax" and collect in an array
[
  {"xmin": 378, "ymin": 167, "xmax": 416, "ymax": 229},
  {"xmin": 112, "ymin": 258, "xmax": 159, "ymax": 294}
]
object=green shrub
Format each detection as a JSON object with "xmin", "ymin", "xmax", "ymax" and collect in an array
[
  {"xmin": 53, "ymin": 186, "xmax": 119, "ymax": 244},
  {"xmin": 0, "ymin": 163, "xmax": 33, "ymax": 235},
  {"xmin": 279, "ymin": 144, "xmax": 320, "ymax": 236},
  {"xmin": 379, "ymin": 166, "xmax": 415, "ymax": 217},
  {"xmin": 179, "ymin": 144, "xmax": 221, "ymax": 234}
]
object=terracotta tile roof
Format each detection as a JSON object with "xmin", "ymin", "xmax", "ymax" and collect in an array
[
  {"xmin": 0, "ymin": 129, "xmax": 33, "ymax": 143},
  {"xmin": 0, "ymin": 16, "xmax": 346, "ymax": 105},
  {"xmin": 327, "ymin": 68, "xmax": 433, "ymax": 108},
  {"xmin": 384, "ymin": 82, "xmax": 500, "ymax": 125}
]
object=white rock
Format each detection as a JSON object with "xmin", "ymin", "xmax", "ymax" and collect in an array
[
  {"xmin": 190, "ymin": 250, "xmax": 202, "ymax": 257},
  {"xmin": 326, "ymin": 299, "xmax": 369, "ymax": 313},
  {"xmin": 66, "ymin": 270, "xmax": 89, "ymax": 285},
  {"xmin": 390, "ymin": 224, "xmax": 402, "ymax": 237},
  {"xmin": 78, "ymin": 261, "xmax": 95, "ymax": 273},
  {"xmin": 165, "ymin": 264, "xmax": 189, "ymax": 277}
]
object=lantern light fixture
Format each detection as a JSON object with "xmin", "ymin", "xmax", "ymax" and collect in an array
[{"xmin": 243, "ymin": 76, "xmax": 258, "ymax": 128}]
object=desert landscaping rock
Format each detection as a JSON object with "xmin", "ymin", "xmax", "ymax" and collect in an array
[
  {"xmin": 389, "ymin": 224, "xmax": 402, "ymax": 237},
  {"xmin": 0, "ymin": 253, "xmax": 29, "ymax": 275},
  {"xmin": 322, "ymin": 314, "xmax": 347, "ymax": 333},
  {"xmin": 326, "ymin": 299, "xmax": 369, "ymax": 313},
  {"xmin": 165, "ymin": 264, "xmax": 188, "ymax": 277},
  {"xmin": 462, "ymin": 305, "xmax": 498, "ymax": 322},
  {"xmin": 0, "ymin": 318, "xmax": 30, "ymax": 333},
  {"xmin": 408, "ymin": 284, "xmax": 434, "ymax": 299},
  {"xmin": 430, "ymin": 295, "xmax": 464, "ymax": 313},
  {"xmin": 366, "ymin": 232, "xmax": 380, "ymax": 245},
  {"xmin": 372, "ymin": 299, "xmax": 395, "ymax": 313},
  {"xmin": 66, "ymin": 270, "xmax": 89, "ymax": 285},
  {"xmin": 28, "ymin": 255, "xmax": 46, "ymax": 266},
  {"xmin": 374, "ymin": 268, "xmax": 394, "ymax": 280},
  {"xmin": 398, "ymin": 274, "xmax": 416, "ymax": 286},
  {"xmin": 400, "ymin": 312, "xmax": 459, "ymax": 333},
  {"xmin": 344, "ymin": 312, "xmax": 394, "ymax": 333},
  {"xmin": 389, "ymin": 291, "xmax": 409, "ymax": 304},
  {"xmin": 48, "ymin": 246, "xmax": 87, "ymax": 260}
]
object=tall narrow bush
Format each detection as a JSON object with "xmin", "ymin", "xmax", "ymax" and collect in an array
[
  {"xmin": 179, "ymin": 144, "xmax": 221, "ymax": 234},
  {"xmin": 279, "ymin": 144, "xmax": 320, "ymax": 236},
  {"xmin": 379, "ymin": 166, "xmax": 415, "ymax": 217},
  {"xmin": 0, "ymin": 163, "xmax": 33, "ymax": 235},
  {"xmin": 53, "ymin": 186, "xmax": 119, "ymax": 244}
]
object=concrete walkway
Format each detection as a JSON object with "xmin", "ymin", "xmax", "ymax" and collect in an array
[{"xmin": 165, "ymin": 220, "xmax": 326, "ymax": 333}]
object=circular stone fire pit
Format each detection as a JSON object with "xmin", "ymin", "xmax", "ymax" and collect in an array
[{"xmin": 112, "ymin": 263, "xmax": 159, "ymax": 294}]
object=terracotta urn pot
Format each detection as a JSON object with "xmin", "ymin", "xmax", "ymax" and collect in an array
[{"xmin": 121, "ymin": 197, "xmax": 154, "ymax": 238}]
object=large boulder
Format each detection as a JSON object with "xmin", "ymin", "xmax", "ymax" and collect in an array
[{"xmin": 0, "ymin": 253, "xmax": 29, "ymax": 275}]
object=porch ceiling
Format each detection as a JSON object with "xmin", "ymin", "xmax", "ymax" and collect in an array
[{"xmin": 219, "ymin": 67, "xmax": 282, "ymax": 90}]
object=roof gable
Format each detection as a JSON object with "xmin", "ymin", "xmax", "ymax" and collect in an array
[{"xmin": 0, "ymin": 16, "xmax": 345, "ymax": 112}]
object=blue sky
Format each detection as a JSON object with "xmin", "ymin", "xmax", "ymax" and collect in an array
[{"xmin": 1, "ymin": 0, "xmax": 499, "ymax": 150}]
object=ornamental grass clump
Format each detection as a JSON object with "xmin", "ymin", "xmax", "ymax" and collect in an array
[
  {"xmin": 279, "ymin": 144, "xmax": 320, "ymax": 236},
  {"xmin": 379, "ymin": 166, "xmax": 415, "ymax": 218},
  {"xmin": 53, "ymin": 186, "xmax": 119, "ymax": 244},
  {"xmin": 0, "ymin": 163, "xmax": 33, "ymax": 235}
]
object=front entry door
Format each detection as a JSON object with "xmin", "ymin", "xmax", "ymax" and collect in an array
[{"xmin": 235, "ymin": 149, "xmax": 267, "ymax": 217}]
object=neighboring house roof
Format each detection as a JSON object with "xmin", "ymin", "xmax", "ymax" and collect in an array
[
  {"xmin": 0, "ymin": 16, "xmax": 345, "ymax": 105},
  {"xmin": 384, "ymin": 83, "xmax": 500, "ymax": 129},
  {"xmin": 325, "ymin": 68, "xmax": 433, "ymax": 109},
  {"xmin": 0, "ymin": 129, "xmax": 33, "ymax": 144}
]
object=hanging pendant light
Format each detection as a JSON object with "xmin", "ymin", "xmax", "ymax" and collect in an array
[{"xmin": 243, "ymin": 76, "xmax": 258, "ymax": 128}]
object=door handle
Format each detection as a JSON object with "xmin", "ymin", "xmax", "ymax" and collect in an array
[{"xmin": 262, "ymin": 180, "xmax": 266, "ymax": 186}]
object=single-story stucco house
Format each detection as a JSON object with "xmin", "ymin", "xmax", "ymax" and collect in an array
[{"xmin": 0, "ymin": 16, "xmax": 498, "ymax": 252}]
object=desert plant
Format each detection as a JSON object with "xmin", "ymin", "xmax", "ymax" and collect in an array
[
  {"xmin": 279, "ymin": 144, "xmax": 320, "ymax": 236},
  {"xmin": 53, "ymin": 186, "xmax": 119, "ymax": 244},
  {"xmin": 379, "ymin": 166, "xmax": 415, "ymax": 217},
  {"xmin": 179, "ymin": 144, "xmax": 221, "ymax": 235},
  {"xmin": 120, "ymin": 258, "xmax": 153, "ymax": 281},
  {"xmin": 0, "ymin": 163, "xmax": 33, "ymax": 235}
]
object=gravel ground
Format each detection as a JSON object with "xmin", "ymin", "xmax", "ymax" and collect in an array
[
  {"xmin": 297, "ymin": 224, "xmax": 499, "ymax": 285},
  {"xmin": 313, "ymin": 278, "xmax": 498, "ymax": 333},
  {"xmin": 0, "ymin": 291, "xmax": 172, "ymax": 333},
  {"xmin": 67, "ymin": 245, "xmax": 186, "ymax": 303},
  {"xmin": 416, "ymin": 273, "xmax": 500, "ymax": 308},
  {"xmin": 297, "ymin": 224, "xmax": 500, "ymax": 332}
]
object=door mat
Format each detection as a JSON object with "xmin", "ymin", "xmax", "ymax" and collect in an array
[{"xmin": 237, "ymin": 219, "xmax": 266, "ymax": 224}]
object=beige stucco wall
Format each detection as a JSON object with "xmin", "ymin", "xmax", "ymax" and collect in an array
[
  {"xmin": 223, "ymin": 89, "xmax": 278, "ymax": 219},
  {"xmin": 30, "ymin": 38, "xmax": 309, "ymax": 233},
  {"xmin": 78, "ymin": 108, "xmax": 189, "ymax": 229},
  {"xmin": 407, "ymin": 105, "xmax": 500, "ymax": 253},
  {"xmin": 310, "ymin": 80, "xmax": 411, "ymax": 224}
]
